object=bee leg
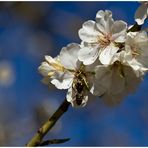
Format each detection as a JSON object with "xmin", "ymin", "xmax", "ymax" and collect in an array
[{"xmin": 82, "ymin": 77, "xmax": 89, "ymax": 91}]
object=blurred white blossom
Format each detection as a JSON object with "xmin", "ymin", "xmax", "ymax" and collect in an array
[
  {"xmin": 135, "ymin": 2, "xmax": 148, "ymax": 25},
  {"xmin": 95, "ymin": 53, "xmax": 141, "ymax": 106},
  {"xmin": 0, "ymin": 61, "xmax": 15, "ymax": 87},
  {"xmin": 124, "ymin": 31, "xmax": 148, "ymax": 77}
]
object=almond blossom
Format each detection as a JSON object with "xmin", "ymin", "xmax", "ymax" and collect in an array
[
  {"xmin": 38, "ymin": 43, "xmax": 101, "ymax": 107},
  {"xmin": 78, "ymin": 10, "xmax": 127, "ymax": 65},
  {"xmin": 135, "ymin": 2, "xmax": 148, "ymax": 25},
  {"xmin": 38, "ymin": 8, "xmax": 148, "ymax": 108},
  {"xmin": 38, "ymin": 55, "xmax": 71, "ymax": 89},
  {"xmin": 95, "ymin": 53, "xmax": 142, "ymax": 106},
  {"xmin": 123, "ymin": 31, "xmax": 148, "ymax": 77}
]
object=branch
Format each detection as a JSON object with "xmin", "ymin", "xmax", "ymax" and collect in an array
[
  {"xmin": 128, "ymin": 22, "xmax": 142, "ymax": 32},
  {"xmin": 26, "ymin": 99, "xmax": 70, "ymax": 147}
]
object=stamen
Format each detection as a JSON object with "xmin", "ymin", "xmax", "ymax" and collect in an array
[
  {"xmin": 97, "ymin": 34, "xmax": 111, "ymax": 48},
  {"xmin": 48, "ymin": 71, "xmax": 54, "ymax": 77},
  {"xmin": 131, "ymin": 45, "xmax": 141, "ymax": 58},
  {"xmin": 46, "ymin": 59, "xmax": 65, "ymax": 72}
]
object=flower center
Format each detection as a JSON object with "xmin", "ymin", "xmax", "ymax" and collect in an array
[
  {"xmin": 97, "ymin": 34, "xmax": 111, "ymax": 48},
  {"xmin": 46, "ymin": 58, "xmax": 65, "ymax": 77}
]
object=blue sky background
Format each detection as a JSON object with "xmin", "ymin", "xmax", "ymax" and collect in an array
[{"xmin": 0, "ymin": 1, "xmax": 148, "ymax": 146}]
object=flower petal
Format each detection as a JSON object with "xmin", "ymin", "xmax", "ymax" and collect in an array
[
  {"xmin": 102, "ymin": 65, "xmax": 141, "ymax": 106},
  {"xmin": 95, "ymin": 65, "xmax": 111, "ymax": 91},
  {"xmin": 134, "ymin": 31, "xmax": 148, "ymax": 43},
  {"xmin": 59, "ymin": 43, "xmax": 80, "ymax": 70},
  {"xmin": 96, "ymin": 65, "xmax": 125, "ymax": 106},
  {"xmin": 45, "ymin": 55, "xmax": 57, "ymax": 64},
  {"xmin": 111, "ymin": 20, "xmax": 127, "ymax": 43},
  {"xmin": 78, "ymin": 20, "xmax": 99, "ymax": 43},
  {"xmin": 78, "ymin": 45, "xmax": 99, "ymax": 65},
  {"xmin": 96, "ymin": 10, "xmax": 114, "ymax": 35},
  {"xmin": 123, "ymin": 66, "xmax": 141, "ymax": 94},
  {"xmin": 90, "ymin": 65, "xmax": 108, "ymax": 96},
  {"xmin": 135, "ymin": 4, "xmax": 148, "ymax": 25},
  {"xmin": 38, "ymin": 62, "xmax": 54, "ymax": 77},
  {"xmin": 99, "ymin": 43, "xmax": 119, "ymax": 65},
  {"xmin": 125, "ymin": 31, "xmax": 148, "ymax": 75},
  {"xmin": 51, "ymin": 71, "xmax": 73, "ymax": 89},
  {"xmin": 66, "ymin": 87, "xmax": 73, "ymax": 102}
]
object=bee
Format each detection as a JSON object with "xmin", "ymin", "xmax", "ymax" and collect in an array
[{"xmin": 72, "ymin": 70, "xmax": 89, "ymax": 106}]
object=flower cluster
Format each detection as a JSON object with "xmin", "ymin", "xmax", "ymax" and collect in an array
[{"xmin": 39, "ymin": 5, "xmax": 148, "ymax": 107}]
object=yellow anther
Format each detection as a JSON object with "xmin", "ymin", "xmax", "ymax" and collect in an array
[
  {"xmin": 46, "ymin": 59, "xmax": 65, "ymax": 72},
  {"xmin": 51, "ymin": 62, "xmax": 65, "ymax": 72},
  {"xmin": 97, "ymin": 35, "xmax": 110, "ymax": 48},
  {"xmin": 48, "ymin": 71, "xmax": 55, "ymax": 77}
]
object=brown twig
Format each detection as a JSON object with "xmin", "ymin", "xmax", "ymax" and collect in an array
[
  {"xmin": 26, "ymin": 99, "xmax": 70, "ymax": 147},
  {"xmin": 127, "ymin": 22, "xmax": 142, "ymax": 32}
]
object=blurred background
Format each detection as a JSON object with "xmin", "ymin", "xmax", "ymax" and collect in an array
[{"xmin": 0, "ymin": 1, "xmax": 148, "ymax": 146}]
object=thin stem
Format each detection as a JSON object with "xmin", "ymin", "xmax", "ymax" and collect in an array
[
  {"xmin": 26, "ymin": 99, "xmax": 70, "ymax": 147},
  {"xmin": 127, "ymin": 22, "xmax": 142, "ymax": 32}
]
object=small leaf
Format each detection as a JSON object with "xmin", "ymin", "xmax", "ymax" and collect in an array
[{"xmin": 40, "ymin": 138, "xmax": 70, "ymax": 146}]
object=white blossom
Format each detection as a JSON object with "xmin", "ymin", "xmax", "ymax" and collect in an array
[
  {"xmin": 123, "ymin": 31, "xmax": 148, "ymax": 77},
  {"xmin": 94, "ymin": 40, "xmax": 148, "ymax": 105},
  {"xmin": 38, "ymin": 8, "xmax": 148, "ymax": 107},
  {"xmin": 135, "ymin": 2, "xmax": 148, "ymax": 25},
  {"xmin": 78, "ymin": 10, "xmax": 127, "ymax": 65},
  {"xmin": 38, "ymin": 55, "xmax": 70, "ymax": 89},
  {"xmin": 95, "ymin": 60, "xmax": 141, "ymax": 106},
  {"xmin": 38, "ymin": 43, "xmax": 100, "ymax": 107}
]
